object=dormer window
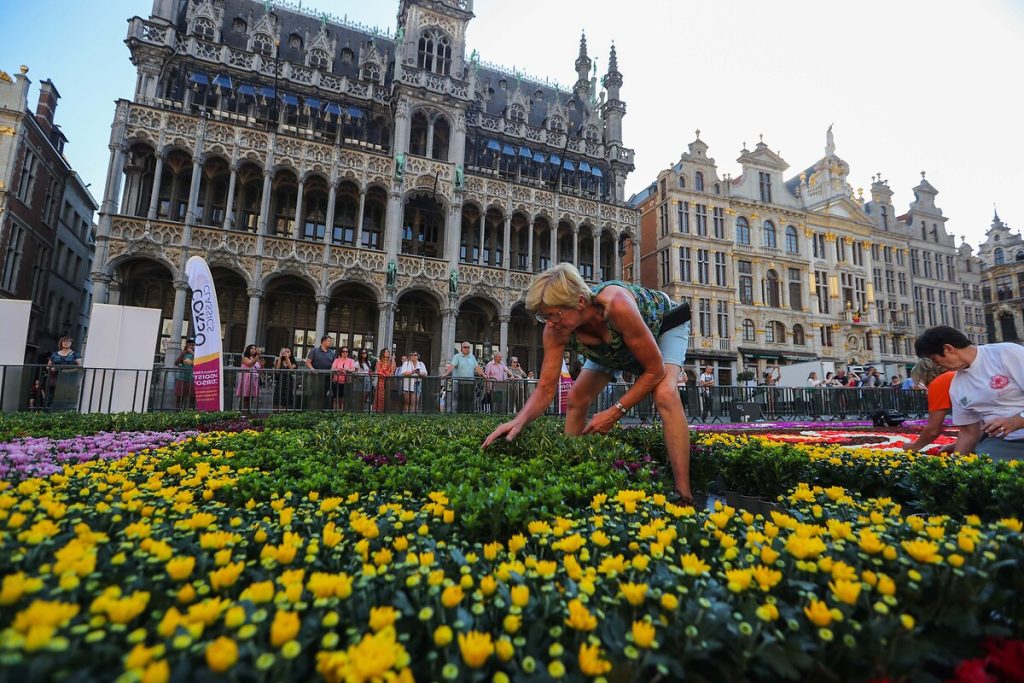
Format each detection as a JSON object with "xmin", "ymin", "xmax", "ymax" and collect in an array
[
  {"xmin": 193, "ymin": 17, "xmax": 216, "ymax": 41},
  {"xmin": 417, "ymin": 29, "xmax": 451, "ymax": 75},
  {"xmin": 233, "ymin": 18, "xmax": 247, "ymax": 33},
  {"xmin": 252, "ymin": 33, "xmax": 275, "ymax": 57},
  {"xmin": 361, "ymin": 63, "xmax": 380, "ymax": 82},
  {"xmin": 288, "ymin": 33, "xmax": 303, "ymax": 50},
  {"xmin": 309, "ymin": 49, "xmax": 330, "ymax": 70},
  {"xmin": 584, "ymin": 125, "xmax": 599, "ymax": 142},
  {"xmin": 678, "ymin": 176, "xmax": 686, "ymax": 189},
  {"xmin": 695, "ymin": 171, "xmax": 704, "ymax": 192},
  {"xmin": 549, "ymin": 116, "xmax": 564, "ymax": 133},
  {"xmin": 758, "ymin": 172, "xmax": 772, "ymax": 203},
  {"xmin": 509, "ymin": 105, "xmax": 525, "ymax": 122}
]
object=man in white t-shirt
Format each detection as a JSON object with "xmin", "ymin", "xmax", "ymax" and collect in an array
[
  {"xmin": 398, "ymin": 351, "xmax": 428, "ymax": 413},
  {"xmin": 916, "ymin": 325, "xmax": 1024, "ymax": 460},
  {"xmin": 698, "ymin": 366, "xmax": 715, "ymax": 420}
]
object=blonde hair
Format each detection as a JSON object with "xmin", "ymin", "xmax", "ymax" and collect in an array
[
  {"xmin": 525, "ymin": 263, "xmax": 592, "ymax": 312},
  {"xmin": 910, "ymin": 358, "xmax": 945, "ymax": 387}
]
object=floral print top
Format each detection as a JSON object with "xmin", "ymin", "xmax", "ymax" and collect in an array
[{"xmin": 569, "ymin": 280, "xmax": 671, "ymax": 375}]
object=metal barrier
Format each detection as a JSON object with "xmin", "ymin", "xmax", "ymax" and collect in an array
[{"xmin": 0, "ymin": 364, "xmax": 927, "ymax": 421}]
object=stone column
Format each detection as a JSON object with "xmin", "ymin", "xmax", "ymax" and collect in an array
[
  {"xmin": 245, "ymin": 288, "xmax": 263, "ymax": 345},
  {"xmin": 166, "ymin": 278, "xmax": 189, "ymax": 367},
  {"xmin": 352, "ymin": 187, "xmax": 365, "ymax": 248},
  {"xmin": 526, "ymin": 218, "xmax": 535, "ymax": 273},
  {"xmin": 90, "ymin": 273, "xmax": 112, "ymax": 306},
  {"xmin": 257, "ymin": 170, "xmax": 273, "ymax": 234},
  {"xmin": 593, "ymin": 228, "xmax": 602, "ymax": 281},
  {"xmin": 223, "ymin": 164, "xmax": 238, "ymax": 230},
  {"xmin": 146, "ymin": 152, "xmax": 165, "ymax": 220},
  {"xmin": 377, "ymin": 300, "xmax": 397, "ymax": 352},
  {"xmin": 477, "ymin": 211, "xmax": 486, "ymax": 265},
  {"xmin": 550, "ymin": 227, "xmax": 558, "ymax": 267},
  {"xmin": 572, "ymin": 225, "xmax": 579, "ymax": 267},
  {"xmin": 425, "ymin": 118, "xmax": 435, "ymax": 159},
  {"xmin": 614, "ymin": 232, "xmax": 622, "ymax": 279},
  {"xmin": 293, "ymin": 177, "xmax": 305, "ymax": 240},
  {"xmin": 440, "ymin": 303, "xmax": 458, "ymax": 374},
  {"xmin": 323, "ymin": 181, "xmax": 338, "ymax": 248},
  {"xmin": 184, "ymin": 158, "xmax": 204, "ymax": 227},
  {"xmin": 499, "ymin": 314, "xmax": 510, "ymax": 356},
  {"xmin": 502, "ymin": 213, "xmax": 511, "ymax": 270},
  {"xmin": 385, "ymin": 189, "xmax": 404, "ymax": 261},
  {"xmin": 631, "ymin": 234, "xmax": 640, "ymax": 284},
  {"xmin": 315, "ymin": 295, "xmax": 329, "ymax": 341},
  {"xmin": 107, "ymin": 280, "xmax": 122, "ymax": 305},
  {"xmin": 445, "ymin": 201, "xmax": 462, "ymax": 269}
]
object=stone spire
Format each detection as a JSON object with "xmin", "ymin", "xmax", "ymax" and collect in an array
[
  {"xmin": 574, "ymin": 31, "xmax": 591, "ymax": 100},
  {"xmin": 992, "ymin": 205, "xmax": 1006, "ymax": 230}
]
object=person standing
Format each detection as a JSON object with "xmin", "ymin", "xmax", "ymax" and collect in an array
[
  {"xmin": 353, "ymin": 348, "xmax": 373, "ymax": 412},
  {"xmin": 330, "ymin": 346, "xmax": 356, "ymax": 410},
  {"xmin": 235, "ymin": 344, "xmax": 262, "ymax": 413},
  {"xmin": 483, "ymin": 352, "xmax": 510, "ymax": 413},
  {"xmin": 46, "ymin": 336, "xmax": 82, "ymax": 409},
  {"xmin": 915, "ymin": 325, "xmax": 1024, "ymax": 460},
  {"xmin": 305, "ymin": 336, "xmax": 336, "ymax": 410},
  {"xmin": 174, "ymin": 339, "xmax": 196, "ymax": 410},
  {"xmin": 273, "ymin": 347, "xmax": 297, "ymax": 410},
  {"xmin": 698, "ymin": 365, "xmax": 715, "ymax": 421},
  {"xmin": 398, "ymin": 351, "xmax": 427, "ymax": 413},
  {"xmin": 374, "ymin": 348, "xmax": 396, "ymax": 412},
  {"xmin": 442, "ymin": 342, "xmax": 484, "ymax": 413}
]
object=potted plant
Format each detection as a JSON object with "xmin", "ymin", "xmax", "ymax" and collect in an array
[{"xmin": 737, "ymin": 370, "xmax": 756, "ymax": 387}]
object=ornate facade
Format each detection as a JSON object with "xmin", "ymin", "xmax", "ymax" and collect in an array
[
  {"xmin": 635, "ymin": 128, "xmax": 984, "ymax": 382},
  {"xmin": 977, "ymin": 211, "xmax": 1024, "ymax": 344},
  {"xmin": 93, "ymin": 0, "xmax": 637, "ymax": 371}
]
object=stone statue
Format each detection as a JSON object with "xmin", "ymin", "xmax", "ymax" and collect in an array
[
  {"xmin": 394, "ymin": 153, "xmax": 405, "ymax": 182},
  {"xmin": 826, "ymin": 123, "xmax": 835, "ymax": 157},
  {"xmin": 455, "ymin": 165, "xmax": 465, "ymax": 189},
  {"xmin": 470, "ymin": 49, "xmax": 479, "ymax": 65},
  {"xmin": 448, "ymin": 269, "xmax": 459, "ymax": 295},
  {"xmin": 387, "ymin": 260, "xmax": 397, "ymax": 287},
  {"xmin": 395, "ymin": 26, "xmax": 404, "ymax": 43}
]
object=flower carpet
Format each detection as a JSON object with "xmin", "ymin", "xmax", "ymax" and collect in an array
[{"xmin": 0, "ymin": 413, "xmax": 1019, "ymax": 682}]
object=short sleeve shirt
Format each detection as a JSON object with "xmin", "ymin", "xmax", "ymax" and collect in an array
[
  {"xmin": 307, "ymin": 346, "xmax": 336, "ymax": 370},
  {"xmin": 449, "ymin": 353, "xmax": 479, "ymax": 379},
  {"xmin": 927, "ymin": 371, "xmax": 954, "ymax": 412}
]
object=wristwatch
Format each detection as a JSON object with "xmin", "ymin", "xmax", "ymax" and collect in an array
[{"xmin": 614, "ymin": 401, "xmax": 628, "ymax": 415}]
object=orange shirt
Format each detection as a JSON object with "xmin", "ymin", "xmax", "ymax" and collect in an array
[{"xmin": 927, "ymin": 371, "xmax": 954, "ymax": 412}]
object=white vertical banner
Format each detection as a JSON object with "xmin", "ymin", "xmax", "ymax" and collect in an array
[
  {"xmin": 0, "ymin": 300, "xmax": 32, "ymax": 412},
  {"xmin": 185, "ymin": 256, "xmax": 224, "ymax": 412}
]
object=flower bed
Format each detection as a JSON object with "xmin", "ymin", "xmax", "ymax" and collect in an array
[
  {"xmin": 0, "ymin": 431, "xmax": 198, "ymax": 479},
  {"xmin": 0, "ymin": 415, "xmax": 1020, "ymax": 681}
]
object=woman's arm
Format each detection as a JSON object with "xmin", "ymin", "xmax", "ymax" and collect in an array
[
  {"xmin": 482, "ymin": 326, "xmax": 566, "ymax": 447},
  {"xmin": 905, "ymin": 409, "xmax": 948, "ymax": 452}
]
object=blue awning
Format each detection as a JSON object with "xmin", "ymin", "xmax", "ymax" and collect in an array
[
  {"xmin": 591, "ymin": 166, "xmax": 604, "ymax": 178},
  {"xmin": 304, "ymin": 97, "xmax": 322, "ymax": 111},
  {"xmin": 532, "ymin": 151, "xmax": 546, "ymax": 163},
  {"xmin": 324, "ymin": 102, "xmax": 342, "ymax": 117},
  {"xmin": 189, "ymin": 72, "xmax": 209, "ymax": 86},
  {"xmin": 519, "ymin": 146, "xmax": 532, "ymax": 159},
  {"xmin": 348, "ymin": 106, "xmax": 364, "ymax": 119},
  {"xmin": 281, "ymin": 93, "xmax": 299, "ymax": 108},
  {"xmin": 237, "ymin": 84, "xmax": 256, "ymax": 98},
  {"xmin": 258, "ymin": 86, "xmax": 276, "ymax": 100},
  {"xmin": 486, "ymin": 139, "xmax": 501, "ymax": 152},
  {"xmin": 562, "ymin": 159, "xmax": 575, "ymax": 171},
  {"xmin": 579, "ymin": 161, "xmax": 592, "ymax": 174},
  {"xmin": 548, "ymin": 154, "xmax": 561, "ymax": 166},
  {"xmin": 211, "ymin": 74, "xmax": 232, "ymax": 91},
  {"xmin": 502, "ymin": 144, "xmax": 516, "ymax": 156}
]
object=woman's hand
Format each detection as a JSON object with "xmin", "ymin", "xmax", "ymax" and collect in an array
[
  {"xmin": 582, "ymin": 408, "xmax": 619, "ymax": 435},
  {"xmin": 482, "ymin": 420, "xmax": 524, "ymax": 448}
]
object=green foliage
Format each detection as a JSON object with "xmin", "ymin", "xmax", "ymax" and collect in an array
[{"xmin": 0, "ymin": 410, "xmax": 243, "ymax": 441}]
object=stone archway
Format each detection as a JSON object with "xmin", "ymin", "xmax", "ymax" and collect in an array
[
  {"xmin": 508, "ymin": 303, "xmax": 540, "ymax": 376},
  {"xmin": 456, "ymin": 296, "xmax": 500, "ymax": 362},
  {"xmin": 326, "ymin": 283, "xmax": 380, "ymax": 356},
  {"xmin": 210, "ymin": 268, "xmax": 248, "ymax": 356},
  {"xmin": 394, "ymin": 291, "xmax": 440, "ymax": 370},
  {"xmin": 262, "ymin": 276, "xmax": 317, "ymax": 361},
  {"xmin": 116, "ymin": 257, "xmax": 175, "ymax": 363}
]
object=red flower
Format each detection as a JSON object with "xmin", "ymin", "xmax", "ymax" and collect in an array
[
  {"xmin": 985, "ymin": 639, "xmax": 1024, "ymax": 683},
  {"xmin": 949, "ymin": 659, "xmax": 998, "ymax": 683}
]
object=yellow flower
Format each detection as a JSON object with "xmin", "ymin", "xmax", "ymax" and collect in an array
[
  {"xmin": 507, "ymin": 534, "xmax": 526, "ymax": 554},
  {"xmin": 957, "ymin": 534, "xmax": 976, "ymax": 553},
  {"xmin": 479, "ymin": 575, "xmax": 497, "ymax": 597},
  {"xmin": 632, "ymin": 620, "xmax": 656, "ymax": 648},
  {"xmin": 680, "ymin": 553, "xmax": 710, "ymax": 576},
  {"xmin": 535, "ymin": 560, "xmax": 558, "ymax": 579},
  {"xmin": 441, "ymin": 585, "xmax": 464, "ymax": 608},
  {"xmin": 510, "ymin": 585, "xmax": 530, "ymax": 608},
  {"xmin": 457, "ymin": 630, "xmax": 494, "ymax": 669},
  {"xmin": 785, "ymin": 535, "xmax": 826, "ymax": 560},
  {"xmin": 590, "ymin": 530, "xmax": 611, "ymax": 547},
  {"xmin": 495, "ymin": 637, "xmax": 515, "ymax": 662},
  {"xmin": 901, "ymin": 539, "xmax": 941, "ymax": 564},
  {"xmin": 141, "ymin": 659, "xmax": 169, "ymax": 683},
  {"xmin": 270, "ymin": 610, "xmax": 301, "ymax": 648},
  {"xmin": 205, "ymin": 636, "xmax": 238, "ymax": 673},
  {"xmin": 660, "ymin": 593, "xmax": 679, "ymax": 611},
  {"xmin": 578, "ymin": 642, "xmax": 612, "ymax": 676},
  {"xmin": 369, "ymin": 606, "xmax": 399, "ymax": 632},
  {"xmin": 209, "ymin": 562, "xmax": 245, "ymax": 592},
  {"xmin": 900, "ymin": 614, "xmax": 916, "ymax": 630},
  {"xmin": 433, "ymin": 625, "xmax": 453, "ymax": 647},
  {"xmin": 241, "ymin": 581, "xmax": 275, "ymax": 604},
  {"xmin": 225, "ymin": 606, "xmax": 246, "ymax": 629},
  {"xmin": 751, "ymin": 565, "xmax": 782, "ymax": 592},
  {"xmin": 858, "ymin": 529, "xmax": 886, "ymax": 555},
  {"xmin": 756, "ymin": 603, "xmax": 780, "ymax": 622},
  {"xmin": 804, "ymin": 599, "xmax": 832, "ymax": 627},
  {"xmin": 829, "ymin": 579, "xmax": 862, "ymax": 606},
  {"xmin": 876, "ymin": 574, "xmax": 896, "ymax": 596},
  {"xmin": 998, "ymin": 518, "xmax": 1023, "ymax": 533},
  {"xmin": 619, "ymin": 582, "xmax": 648, "ymax": 606},
  {"xmin": 503, "ymin": 614, "xmax": 521, "ymax": 634},
  {"xmin": 725, "ymin": 568, "xmax": 753, "ymax": 593},
  {"xmin": 565, "ymin": 599, "xmax": 597, "ymax": 631}
]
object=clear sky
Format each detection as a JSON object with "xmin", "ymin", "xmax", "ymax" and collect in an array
[{"xmin": 3, "ymin": 0, "xmax": 1021, "ymax": 250}]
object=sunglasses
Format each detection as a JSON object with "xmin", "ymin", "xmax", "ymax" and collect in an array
[{"xmin": 534, "ymin": 309, "xmax": 566, "ymax": 325}]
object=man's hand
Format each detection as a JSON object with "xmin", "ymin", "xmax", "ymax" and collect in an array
[
  {"xmin": 582, "ymin": 408, "xmax": 620, "ymax": 435},
  {"xmin": 483, "ymin": 420, "xmax": 524, "ymax": 448},
  {"xmin": 983, "ymin": 414, "xmax": 1024, "ymax": 439}
]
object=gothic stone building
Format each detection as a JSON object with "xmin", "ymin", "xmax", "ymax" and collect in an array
[
  {"xmin": 93, "ymin": 0, "xmax": 637, "ymax": 371},
  {"xmin": 634, "ymin": 128, "xmax": 982, "ymax": 384},
  {"xmin": 977, "ymin": 211, "xmax": 1024, "ymax": 344}
]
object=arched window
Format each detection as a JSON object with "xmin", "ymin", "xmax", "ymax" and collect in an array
[
  {"xmin": 736, "ymin": 217, "xmax": 750, "ymax": 245},
  {"xmin": 763, "ymin": 220, "xmax": 777, "ymax": 249},
  {"xmin": 765, "ymin": 269, "xmax": 781, "ymax": 308},
  {"xmin": 880, "ymin": 205, "xmax": 888, "ymax": 230},
  {"xmin": 677, "ymin": 176, "xmax": 685, "ymax": 189},
  {"xmin": 309, "ymin": 49, "xmax": 330, "ymax": 70},
  {"xmin": 742, "ymin": 319, "xmax": 756, "ymax": 341},
  {"xmin": 252, "ymin": 33, "xmax": 274, "ymax": 57},
  {"xmin": 361, "ymin": 63, "xmax": 381, "ymax": 82},
  {"xmin": 994, "ymin": 247, "xmax": 1005, "ymax": 265},
  {"xmin": 695, "ymin": 171, "xmax": 704, "ymax": 192},
  {"xmin": 792, "ymin": 324, "xmax": 805, "ymax": 345},
  {"xmin": 1016, "ymin": 250, "xmax": 1024, "ymax": 262},
  {"xmin": 193, "ymin": 17, "xmax": 216, "ymax": 40},
  {"xmin": 509, "ymin": 104, "xmax": 525, "ymax": 122},
  {"xmin": 765, "ymin": 321, "xmax": 784, "ymax": 344},
  {"xmin": 785, "ymin": 225, "xmax": 799, "ymax": 254},
  {"xmin": 417, "ymin": 29, "xmax": 452, "ymax": 75}
]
